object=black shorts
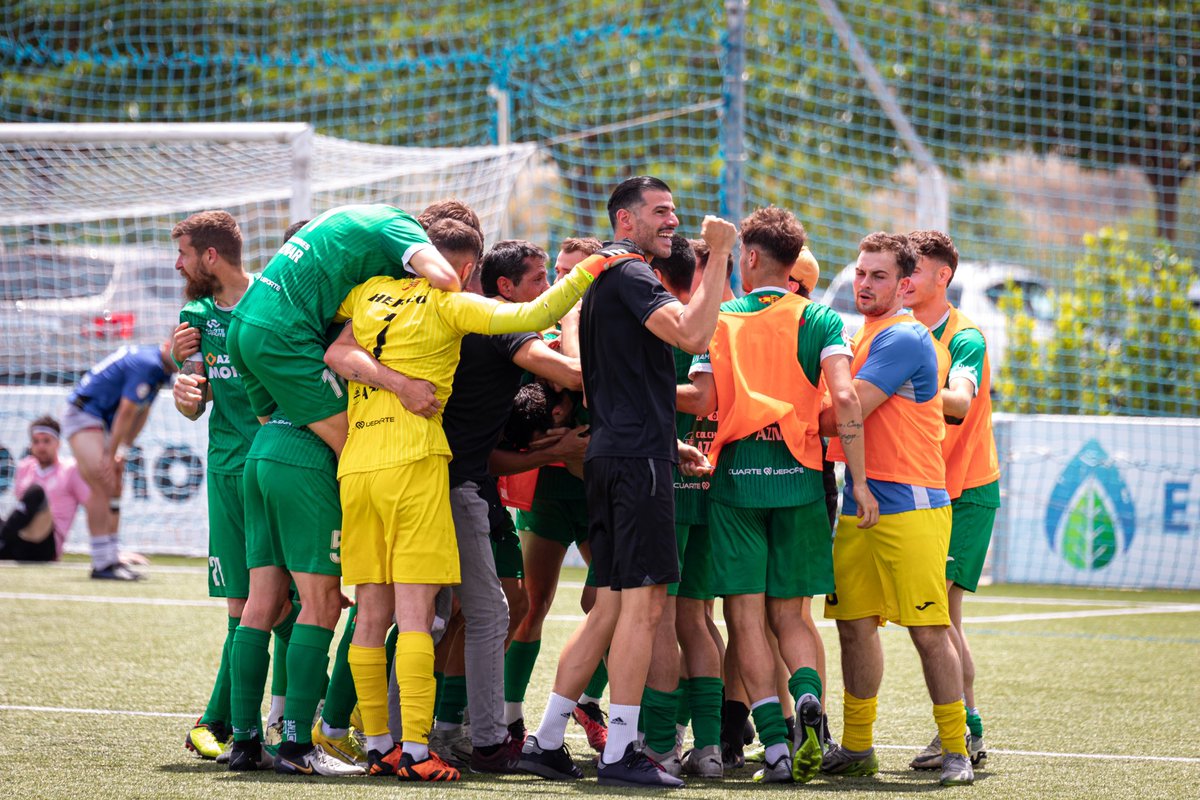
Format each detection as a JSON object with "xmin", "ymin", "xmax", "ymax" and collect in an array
[{"xmin": 585, "ymin": 457, "xmax": 678, "ymax": 590}]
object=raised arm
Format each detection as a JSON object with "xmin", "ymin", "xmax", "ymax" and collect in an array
[
  {"xmin": 512, "ymin": 338, "xmax": 582, "ymax": 391},
  {"xmin": 643, "ymin": 215, "xmax": 736, "ymax": 354},
  {"xmin": 408, "ymin": 246, "xmax": 462, "ymax": 293}
]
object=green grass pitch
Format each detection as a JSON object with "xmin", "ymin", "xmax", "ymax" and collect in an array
[{"xmin": 2, "ymin": 557, "xmax": 1198, "ymax": 799}]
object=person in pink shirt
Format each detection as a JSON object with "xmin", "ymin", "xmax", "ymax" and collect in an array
[{"xmin": 1, "ymin": 416, "xmax": 89, "ymax": 562}]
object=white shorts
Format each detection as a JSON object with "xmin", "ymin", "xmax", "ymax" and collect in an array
[{"xmin": 61, "ymin": 402, "xmax": 106, "ymax": 440}]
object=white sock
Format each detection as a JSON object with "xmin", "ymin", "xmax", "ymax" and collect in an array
[
  {"xmin": 267, "ymin": 695, "xmax": 285, "ymax": 727},
  {"xmin": 676, "ymin": 723, "xmax": 689, "ymax": 744},
  {"xmin": 504, "ymin": 701, "xmax": 524, "ymax": 725},
  {"xmin": 366, "ymin": 734, "xmax": 393, "ymax": 754},
  {"xmin": 433, "ymin": 720, "xmax": 461, "ymax": 732},
  {"xmin": 766, "ymin": 742, "xmax": 790, "ymax": 765},
  {"xmin": 578, "ymin": 692, "xmax": 602, "ymax": 706},
  {"xmin": 321, "ymin": 721, "xmax": 349, "ymax": 739},
  {"xmin": 403, "ymin": 741, "xmax": 429, "ymax": 761},
  {"xmin": 601, "ymin": 703, "xmax": 641, "ymax": 765},
  {"xmin": 90, "ymin": 534, "xmax": 118, "ymax": 569},
  {"xmin": 795, "ymin": 692, "xmax": 819, "ymax": 717},
  {"xmin": 531, "ymin": 692, "xmax": 576, "ymax": 750}
]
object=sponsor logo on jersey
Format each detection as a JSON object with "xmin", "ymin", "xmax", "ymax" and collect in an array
[
  {"xmin": 205, "ymin": 318, "xmax": 226, "ymax": 338},
  {"xmin": 1045, "ymin": 438, "xmax": 1136, "ymax": 571},
  {"xmin": 259, "ymin": 275, "xmax": 282, "ymax": 293},
  {"xmin": 203, "ymin": 352, "xmax": 240, "ymax": 380},
  {"xmin": 355, "ymin": 416, "xmax": 395, "ymax": 429}
]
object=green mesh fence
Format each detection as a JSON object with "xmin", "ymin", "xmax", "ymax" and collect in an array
[{"xmin": 1, "ymin": 1, "xmax": 1198, "ymax": 584}]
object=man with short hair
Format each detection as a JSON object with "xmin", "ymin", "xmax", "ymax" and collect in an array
[
  {"xmin": 226, "ymin": 204, "xmax": 461, "ymax": 459},
  {"xmin": 689, "ymin": 238, "xmax": 736, "ymax": 301},
  {"xmin": 818, "ymin": 232, "xmax": 973, "ymax": 786},
  {"xmin": 2, "ymin": 416, "xmax": 88, "ymax": 563},
  {"xmin": 519, "ymin": 176, "xmax": 735, "ymax": 788},
  {"xmin": 682, "ymin": 207, "xmax": 875, "ymax": 784},
  {"xmin": 904, "ymin": 230, "xmax": 999, "ymax": 770},
  {"xmin": 328, "ymin": 217, "xmax": 626, "ymax": 783},
  {"xmin": 64, "ymin": 342, "xmax": 177, "ymax": 580}
]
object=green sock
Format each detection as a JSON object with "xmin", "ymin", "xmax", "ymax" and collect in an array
[
  {"xmin": 750, "ymin": 700, "xmax": 789, "ymax": 748},
  {"xmin": 965, "ymin": 705, "xmax": 984, "ymax": 738},
  {"xmin": 282, "ymin": 624, "xmax": 334, "ymax": 745},
  {"xmin": 436, "ymin": 675, "xmax": 468, "ymax": 725},
  {"xmin": 321, "ymin": 606, "xmax": 358, "ymax": 729},
  {"xmin": 230, "ymin": 626, "xmax": 271, "ymax": 742},
  {"xmin": 583, "ymin": 659, "xmax": 608, "ymax": 700},
  {"xmin": 270, "ymin": 602, "xmax": 300, "ymax": 698},
  {"xmin": 675, "ymin": 678, "xmax": 693, "ymax": 728},
  {"xmin": 504, "ymin": 639, "xmax": 541, "ymax": 703},
  {"xmin": 641, "ymin": 685, "xmax": 682, "ymax": 754},
  {"xmin": 687, "ymin": 677, "xmax": 724, "ymax": 749},
  {"xmin": 787, "ymin": 666, "xmax": 823, "ymax": 708},
  {"xmin": 199, "ymin": 615, "xmax": 239, "ymax": 727},
  {"xmin": 433, "ymin": 671, "xmax": 445, "ymax": 717}
]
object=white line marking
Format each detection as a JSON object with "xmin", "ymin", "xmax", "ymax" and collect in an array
[
  {"xmin": 0, "ymin": 592, "xmax": 224, "ymax": 608},
  {"xmin": 0, "ymin": 704, "xmax": 195, "ymax": 719},
  {"xmin": 871, "ymin": 744, "xmax": 1200, "ymax": 764},
  {"xmin": 0, "ymin": 562, "xmax": 207, "ymax": 575}
]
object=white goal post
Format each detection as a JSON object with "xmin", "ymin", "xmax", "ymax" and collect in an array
[{"xmin": 0, "ymin": 122, "xmax": 537, "ymax": 556}]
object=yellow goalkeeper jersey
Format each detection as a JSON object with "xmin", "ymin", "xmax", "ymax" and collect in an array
[{"xmin": 335, "ymin": 265, "xmax": 595, "ymax": 477}]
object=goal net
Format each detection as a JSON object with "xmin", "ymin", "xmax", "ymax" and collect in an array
[{"xmin": 0, "ymin": 122, "xmax": 536, "ymax": 555}]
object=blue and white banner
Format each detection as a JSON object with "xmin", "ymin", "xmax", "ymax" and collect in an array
[
  {"xmin": 993, "ymin": 414, "xmax": 1200, "ymax": 590},
  {"xmin": 1, "ymin": 387, "xmax": 210, "ymax": 556}
]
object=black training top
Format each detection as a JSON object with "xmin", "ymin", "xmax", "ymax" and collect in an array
[
  {"xmin": 444, "ymin": 330, "xmax": 539, "ymax": 488},
  {"xmin": 579, "ymin": 259, "xmax": 678, "ymax": 463}
]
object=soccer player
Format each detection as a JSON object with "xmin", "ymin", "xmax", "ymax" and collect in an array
[
  {"xmin": 64, "ymin": 342, "xmax": 178, "ymax": 580},
  {"xmin": 226, "ymin": 204, "xmax": 460, "ymax": 459},
  {"xmin": 818, "ymin": 232, "xmax": 973, "ymax": 786},
  {"xmin": 904, "ymin": 230, "xmax": 999, "ymax": 770},
  {"xmin": 503, "ymin": 235, "xmax": 611, "ymax": 753},
  {"xmin": 689, "ymin": 237, "xmax": 736, "ymax": 301},
  {"xmin": 1, "ymin": 416, "xmax": 88, "ymax": 562},
  {"xmin": 518, "ymin": 176, "xmax": 734, "ymax": 788},
  {"xmin": 682, "ymin": 207, "xmax": 875, "ymax": 784},
  {"xmin": 170, "ymin": 210, "xmax": 267, "ymax": 760},
  {"xmin": 331, "ymin": 218, "xmax": 628, "ymax": 783}
]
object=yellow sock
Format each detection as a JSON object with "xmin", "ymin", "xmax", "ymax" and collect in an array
[
  {"xmin": 842, "ymin": 690, "xmax": 877, "ymax": 752},
  {"xmin": 347, "ymin": 644, "xmax": 389, "ymax": 737},
  {"xmin": 394, "ymin": 631, "xmax": 436, "ymax": 745},
  {"xmin": 933, "ymin": 701, "xmax": 968, "ymax": 755}
]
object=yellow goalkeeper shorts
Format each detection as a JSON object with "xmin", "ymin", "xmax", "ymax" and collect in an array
[{"xmin": 339, "ymin": 455, "xmax": 460, "ymax": 586}]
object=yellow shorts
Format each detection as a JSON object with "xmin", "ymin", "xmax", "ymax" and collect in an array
[
  {"xmin": 824, "ymin": 506, "xmax": 951, "ymax": 627},
  {"xmin": 339, "ymin": 455, "xmax": 460, "ymax": 587}
]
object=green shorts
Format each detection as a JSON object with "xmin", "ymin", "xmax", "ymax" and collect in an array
[
  {"xmin": 491, "ymin": 513, "xmax": 524, "ymax": 580},
  {"xmin": 708, "ymin": 500, "xmax": 834, "ymax": 598},
  {"xmin": 228, "ymin": 317, "xmax": 347, "ymax": 426},
  {"xmin": 207, "ymin": 471, "xmax": 249, "ymax": 599},
  {"xmin": 516, "ymin": 496, "xmax": 589, "ymax": 548},
  {"xmin": 244, "ymin": 457, "xmax": 343, "ymax": 576},
  {"xmin": 669, "ymin": 523, "xmax": 715, "ymax": 600},
  {"xmin": 946, "ymin": 499, "xmax": 997, "ymax": 593}
]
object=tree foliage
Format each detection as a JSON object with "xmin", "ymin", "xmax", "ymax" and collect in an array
[{"xmin": 996, "ymin": 228, "xmax": 1200, "ymax": 416}]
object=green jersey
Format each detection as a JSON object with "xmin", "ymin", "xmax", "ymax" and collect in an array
[
  {"xmin": 691, "ymin": 290, "xmax": 849, "ymax": 509},
  {"xmin": 932, "ymin": 315, "xmax": 987, "ymax": 395},
  {"xmin": 246, "ymin": 411, "xmax": 336, "ymax": 472},
  {"xmin": 179, "ymin": 294, "xmax": 261, "ymax": 476},
  {"xmin": 673, "ymin": 346, "xmax": 715, "ymax": 525},
  {"xmin": 233, "ymin": 204, "xmax": 431, "ymax": 333}
]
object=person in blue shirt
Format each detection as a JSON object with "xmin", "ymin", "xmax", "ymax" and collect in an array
[{"xmin": 62, "ymin": 342, "xmax": 177, "ymax": 580}]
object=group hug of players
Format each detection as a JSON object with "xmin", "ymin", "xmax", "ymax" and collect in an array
[{"xmin": 171, "ymin": 175, "xmax": 998, "ymax": 788}]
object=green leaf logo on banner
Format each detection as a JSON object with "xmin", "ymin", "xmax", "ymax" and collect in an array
[{"xmin": 1046, "ymin": 439, "xmax": 1136, "ymax": 572}]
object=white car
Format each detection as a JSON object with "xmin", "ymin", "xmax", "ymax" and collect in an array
[
  {"xmin": 818, "ymin": 260, "xmax": 1055, "ymax": 381},
  {"xmin": 0, "ymin": 245, "xmax": 182, "ymax": 384}
]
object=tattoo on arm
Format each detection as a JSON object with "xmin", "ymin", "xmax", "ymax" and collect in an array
[{"xmin": 837, "ymin": 420, "xmax": 862, "ymax": 446}]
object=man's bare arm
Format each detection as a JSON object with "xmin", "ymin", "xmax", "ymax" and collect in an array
[
  {"xmin": 512, "ymin": 339, "xmax": 582, "ymax": 391},
  {"xmin": 323, "ymin": 322, "xmax": 440, "ymax": 418},
  {"xmin": 677, "ymin": 371, "xmax": 716, "ymax": 417},
  {"xmin": 643, "ymin": 216, "xmax": 736, "ymax": 354}
]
